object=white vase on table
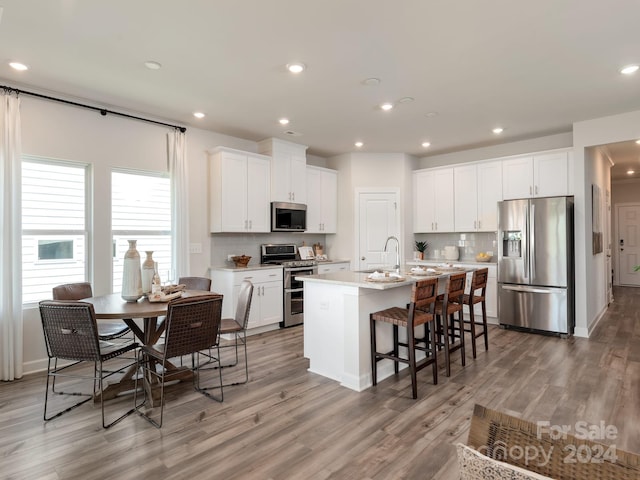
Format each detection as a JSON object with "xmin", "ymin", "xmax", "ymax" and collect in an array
[{"xmin": 121, "ymin": 239, "xmax": 142, "ymax": 302}]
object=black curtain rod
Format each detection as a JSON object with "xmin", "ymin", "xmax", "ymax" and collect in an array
[{"xmin": 1, "ymin": 84, "xmax": 187, "ymax": 133}]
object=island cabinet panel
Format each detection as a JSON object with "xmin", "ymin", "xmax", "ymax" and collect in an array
[
  {"xmin": 211, "ymin": 267, "xmax": 283, "ymax": 331},
  {"xmin": 317, "ymin": 261, "xmax": 350, "ymax": 274},
  {"xmin": 209, "ymin": 147, "xmax": 271, "ymax": 233},
  {"xmin": 413, "ymin": 167, "xmax": 454, "ymax": 233},
  {"xmin": 306, "ymin": 166, "xmax": 338, "ymax": 233},
  {"xmin": 456, "ymin": 263, "xmax": 498, "ymax": 319},
  {"xmin": 454, "ymin": 161, "xmax": 502, "ymax": 232},
  {"xmin": 502, "ymin": 150, "xmax": 571, "ymax": 200},
  {"xmin": 258, "ymin": 137, "xmax": 308, "ymax": 204}
]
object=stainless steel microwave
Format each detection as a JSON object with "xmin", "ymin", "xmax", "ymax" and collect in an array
[{"xmin": 271, "ymin": 202, "xmax": 307, "ymax": 232}]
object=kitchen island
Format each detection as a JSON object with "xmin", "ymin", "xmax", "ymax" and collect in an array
[{"xmin": 299, "ymin": 268, "xmax": 468, "ymax": 392}]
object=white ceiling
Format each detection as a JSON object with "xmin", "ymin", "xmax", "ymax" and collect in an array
[{"xmin": 1, "ymin": 1, "xmax": 640, "ymax": 177}]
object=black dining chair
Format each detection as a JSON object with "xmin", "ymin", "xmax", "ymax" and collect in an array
[
  {"xmin": 52, "ymin": 282, "xmax": 131, "ymax": 343},
  {"xmin": 134, "ymin": 294, "xmax": 224, "ymax": 428},
  {"xmin": 39, "ymin": 300, "xmax": 139, "ymax": 428}
]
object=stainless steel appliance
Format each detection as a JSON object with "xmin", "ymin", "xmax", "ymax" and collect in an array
[
  {"xmin": 271, "ymin": 202, "xmax": 307, "ymax": 232},
  {"xmin": 260, "ymin": 244, "xmax": 317, "ymax": 327},
  {"xmin": 497, "ymin": 196, "xmax": 574, "ymax": 335}
]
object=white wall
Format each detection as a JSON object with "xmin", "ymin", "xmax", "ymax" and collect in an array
[
  {"xmin": 573, "ymin": 109, "xmax": 640, "ymax": 336},
  {"xmin": 417, "ymin": 132, "xmax": 573, "ymax": 168}
]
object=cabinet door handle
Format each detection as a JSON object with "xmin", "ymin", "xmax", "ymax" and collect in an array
[
  {"xmin": 244, "ymin": 219, "xmax": 248, "ymax": 230},
  {"xmin": 535, "ymin": 185, "xmax": 539, "ymax": 195},
  {"xmin": 529, "ymin": 186, "xmax": 533, "ymax": 195},
  {"xmin": 261, "ymin": 285, "xmax": 265, "ymax": 295},
  {"xmin": 249, "ymin": 219, "xmax": 252, "ymax": 229},
  {"xmin": 474, "ymin": 220, "xmax": 476, "ymax": 230},
  {"xmin": 435, "ymin": 222, "xmax": 438, "ymax": 231},
  {"xmin": 478, "ymin": 220, "xmax": 481, "ymax": 229}
]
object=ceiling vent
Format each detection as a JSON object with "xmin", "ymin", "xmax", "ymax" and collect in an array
[{"xmin": 284, "ymin": 130, "xmax": 303, "ymax": 137}]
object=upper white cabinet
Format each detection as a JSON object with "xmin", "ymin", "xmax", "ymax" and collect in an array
[
  {"xmin": 454, "ymin": 161, "xmax": 503, "ymax": 232},
  {"xmin": 258, "ymin": 138, "xmax": 308, "ymax": 203},
  {"xmin": 306, "ymin": 166, "xmax": 338, "ymax": 233},
  {"xmin": 502, "ymin": 150, "xmax": 571, "ymax": 200},
  {"xmin": 413, "ymin": 167, "xmax": 455, "ymax": 233},
  {"xmin": 209, "ymin": 147, "xmax": 271, "ymax": 233}
]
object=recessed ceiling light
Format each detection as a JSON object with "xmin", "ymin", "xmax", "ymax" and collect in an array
[
  {"xmin": 620, "ymin": 64, "xmax": 639, "ymax": 75},
  {"xmin": 286, "ymin": 63, "xmax": 306, "ymax": 74},
  {"xmin": 627, "ymin": 169, "xmax": 635, "ymax": 175},
  {"xmin": 193, "ymin": 112, "xmax": 205, "ymax": 119},
  {"xmin": 425, "ymin": 112, "xmax": 438, "ymax": 118},
  {"xmin": 279, "ymin": 118, "xmax": 290, "ymax": 125},
  {"xmin": 636, "ymin": 139, "xmax": 640, "ymax": 144},
  {"xmin": 492, "ymin": 127, "xmax": 504, "ymax": 134},
  {"xmin": 363, "ymin": 77, "xmax": 380, "ymax": 86},
  {"xmin": 380, "ymin": 103, "xmax": 394, "ymax": 111},
  {"xmin": 9, "ymin": 62, "xmax": 28, "ymax": 71},
  {"xmin": 421, "ymin": 142, "xmax": 431, "ymax": 148},
  {"xmin": 398, "ymin": 97, "xmax": 414, "ymax": 104},
  {"xmin": 144, "ymin": 60, "xmax": 162, "ymax": 70},
  {"xmin": 355, "ymin": 141, "xmax": 364, "ymax": 148}
]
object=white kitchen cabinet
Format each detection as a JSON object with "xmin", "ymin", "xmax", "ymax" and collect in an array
[
  {"xmin": 209, "ymin": 147, "xmax": 271, "ymax": 233},
  {"xmin": 210, "ymin": 267, "xmax": 283, "ymax": 331},
  {"xmin": 306, "ymin": 166, "xmax": 338, "ymax": 233},
  {"xmin": 454, "ymin": 161, "xmax": 502, "ymax": 232},
  {"xmin": 456, "ymin": 263, "xmax": 498, "ymax": 319},
  {"xmin": 317, "ymin": 261, "xmax": 350, "ymax": 274},
  {"xmin": 258, "ymin": 138, "xmax": 308, "ymax": 203},
  {"xmin": 502, "ymin": 150, "xmax": 570, "ymax": 200},
  {"xmin": 413, "ymin": 167, "xmax": 455, "ymax": 233}
]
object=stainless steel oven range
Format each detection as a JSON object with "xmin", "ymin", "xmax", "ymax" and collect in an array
[{"xmin": 260, "ymin": 244, "xmax": 317, "ymax": 327}]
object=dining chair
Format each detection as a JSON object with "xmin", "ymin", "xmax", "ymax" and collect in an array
[
  {"xmin": 39, "ymin": 300, "xmax": 139, "ymax": 428},
  {"xmin": 218, "ymin": 280, "xmax": 253, "ymax": 386},
  {"xmin": 178, "ymin": 276, "xmax": 212, "ymax": 291},
  {"xmin": 434, "ymin": 272, "xmax": 467, "ymax": 377},
  {"xmin": 52, "ymin": 282, "xmax": 131, "ymax": 343},
  {"xmin": 370, "ymin": 278, "xmax": 439, "ymax": 399},
  {"xmin": 134, "ymin": 294, "xmax": 224, "ymax": 428},
  {"xmin": 462, "ymin": 268, "xmax": 490, "ymax": 359}
]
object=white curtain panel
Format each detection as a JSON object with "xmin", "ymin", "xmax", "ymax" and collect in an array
[
  {"xmin": 0, "ymin": 92, "xmax": 23, "ymax": 381},
  {"xmin": 167, "ymin": 130, "xmax": 190, "ymax": 278}
]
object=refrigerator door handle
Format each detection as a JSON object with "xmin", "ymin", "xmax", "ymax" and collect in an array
[
  {"xmin": 523, "ymin": 205, "xmax": 529, "ymax": 279},
  {"xmin": 530, "ymin": 203, "xmax": 535, "ymax": 279},
  {"xmin": 502, "ymin": 285, "xmax": 564, "ymax": 294}
]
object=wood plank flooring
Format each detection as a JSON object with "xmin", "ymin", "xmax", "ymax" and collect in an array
[{"xmin": 1, "ymin": 286, "xmax": 639, "ymax": 479}]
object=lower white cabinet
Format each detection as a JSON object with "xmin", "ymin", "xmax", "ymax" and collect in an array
[
  {"xmin": 457, "ymin": 263, "xmax": 497, "ymax": 319},
  {"xmin": 317, "ymin": 261, "xmax": 350, "ymax": 274},
  {"xmin": 211, "ymin": 267, "xmax": 283, "ymax": 330}
]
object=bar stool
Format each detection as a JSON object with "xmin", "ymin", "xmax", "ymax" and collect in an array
[
  {"xmin": 434, "ymin": 272, "xmax": 466, "ymax": 377},
  {"xmin": 462, "ymin": 268, "xmax": 489, "ymax": 359},
  {"xmin": 370, "ymin": 278, "xmax": 438, "ymax": 399}
]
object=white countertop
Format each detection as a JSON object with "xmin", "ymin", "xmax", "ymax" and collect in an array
[{"xmin": 407, "ymin": 259, "xmax": 497, "ymax": 267}]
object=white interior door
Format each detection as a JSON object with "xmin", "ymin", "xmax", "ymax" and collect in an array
[
  {"xmin": 616, "ymin": 204, "xmax": 640, "ymax": 286},
  {"xmin": 357, "ymin": 191, "xmax": 400, "ymax": 270}
]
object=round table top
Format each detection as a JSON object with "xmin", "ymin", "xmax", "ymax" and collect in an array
[{"xmin": 82, "ymin": 291, "xmax": 217, "ymax": 319}]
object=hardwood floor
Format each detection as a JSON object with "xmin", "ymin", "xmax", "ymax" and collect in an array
[{"xmin": 2, "ymin": 286, "xmax": 639, "ymax": 479}]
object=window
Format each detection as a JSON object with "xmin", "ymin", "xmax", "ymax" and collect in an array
[
  {"xmin": 112, "ymin": 170, "xmax": 171, "ymax": 292},
  {"xmin": 22, "ymin": 158, "xmax": 88, "ymax": 304}
]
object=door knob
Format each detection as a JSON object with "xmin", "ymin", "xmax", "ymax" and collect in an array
[{"xmin": 361, "ymin": 256, "xmax": 366, "ymax": 261}]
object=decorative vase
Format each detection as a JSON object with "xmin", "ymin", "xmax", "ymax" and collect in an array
[
  {"xmin": 121, "ymin": 239, "xmax": 142, "ymax": 302},
  {"xmin": 141, "ymin": 250, "xmax": 155, "ymax": 295}
]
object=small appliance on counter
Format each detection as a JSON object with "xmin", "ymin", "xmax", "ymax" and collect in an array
[{"xmin": 443, "ymin": 245, "xmax": 459, "ymax": 261}]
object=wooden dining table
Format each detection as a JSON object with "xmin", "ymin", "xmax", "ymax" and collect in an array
[{"xmin": 83, "ymin": 290, "xmax": 219, "ymax": 405}]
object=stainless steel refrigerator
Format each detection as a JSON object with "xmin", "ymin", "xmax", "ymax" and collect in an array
[{"xmin": 497, "ymin": 196, "xmax": 574, "ymax": 335}]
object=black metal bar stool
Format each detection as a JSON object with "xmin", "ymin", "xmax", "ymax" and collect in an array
[{"xmin": 370, "ymin": 278, "xmax": 438, "ymax": 399}]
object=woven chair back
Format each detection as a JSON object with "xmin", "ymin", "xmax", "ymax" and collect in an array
[
  {"xmin": 52, "ymin": 282, "xmax": 93, "ymax": 301},
  {"xmin": 178, "ymin": 276, "xmax": 212, "ymax": 291},
  {"xmin": 39, "ymin": 301, "xmax": 101, "ymax": 362},
  {"xmin": 163, "ymin": 295, "xmax": 223, "ymax": 359},
  {"xmin": 412, "ymin": 278, "xmax": 438, "ymax": 311}
]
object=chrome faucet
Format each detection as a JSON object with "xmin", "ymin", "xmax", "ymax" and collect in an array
[{"xmin": 383, "ymin": 236, "xmax": 400, "ymax": 273}]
